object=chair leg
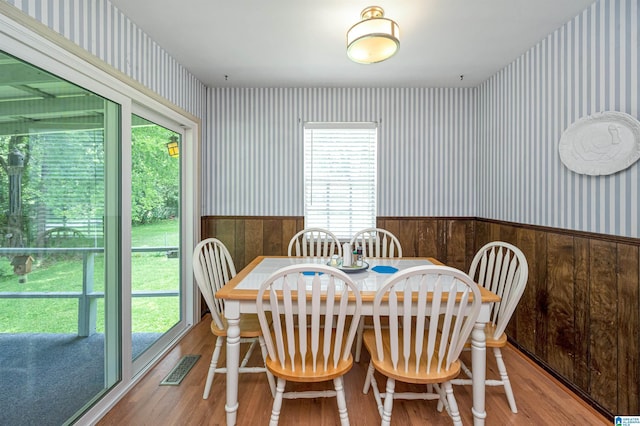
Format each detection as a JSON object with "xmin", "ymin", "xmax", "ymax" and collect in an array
[
  {"xmin": 381, "ymin": 378, "xmax": 395, "ymax": 426},
  {"xmin": 334, "ymin": 376, "xmax": 350, "ymax": 426},
  {"xmin": 355, "ymin": 317, "xmax": 365, "ymax": 362},
  {"xmin": 259, "ymin": 335, "xmax": 276, "ymax": 397},
  {"xmin": 459, "ymin": 358, "xmax": 473, "ymax": 379},
  {"xmin": 433, "ymin": 383, "xmax": 446, "ymax": 413},
  {"xmin": 240, "ymin": 338, "xmax": 258, "ymax": 368},
  {"xmin": 362, "ymin": 360, "xmax": 375, "ymax": 394},
  {"xmin": 443, "ymin": 382, "xmax": 462, "ymax": 426},
  {"xmin": 449, "ymin": 358, "xmax": 472, "ymax": 386},
  {"xmin": 371, "ymin": 378, "xmax": 383, "ymax": 418},
  {"xmin": 364, "ymin": 361, "xmax": 384, "ymax": 418},
  {"xmin": 203, "ymin": 336, "xmax": 224, "ymax": 399},
  {"xmin": 269, "ymin": 377, "xmax": 286, "ymax": 426},
  {"xmin": 494, "ymin": 347, "xmax": 518, "ymax": 413}
]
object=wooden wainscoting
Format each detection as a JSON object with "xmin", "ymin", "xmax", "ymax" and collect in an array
[
  {"xmin": 199, "ymin": 215, "xmax": 639, "ymax": 418},
  {"xmin": 375, "ymin": 217, "xmax": 476, "ymax": 271},
  {"xmin": 201, "ymin": 216, "xmax": 304, "ymax": 270},
  {"xmin": 474, "ymin": 218, "xmax": 639, "ymax": 419},
  {"xmin": 201, "ymin": 216, "xmax": 476, "ymax": 272}
]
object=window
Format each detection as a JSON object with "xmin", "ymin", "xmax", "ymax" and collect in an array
[{"xmin": 304, "ymin": 122, "xmax": 377, "ymax": 240}]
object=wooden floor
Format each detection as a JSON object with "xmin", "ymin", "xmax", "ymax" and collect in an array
[{"xmin": 98, "ymin": 316, "xmax": 610, "ymax": 425}]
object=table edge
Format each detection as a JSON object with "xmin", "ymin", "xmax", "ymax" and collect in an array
[{"xmin": 214, "ymin": 256, "xmax": 499, "ymax": 303}]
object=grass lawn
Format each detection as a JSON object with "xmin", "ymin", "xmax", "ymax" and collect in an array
[{"xmin": 0, "ymin": 219, "xmax": 180, "ymax": 334}]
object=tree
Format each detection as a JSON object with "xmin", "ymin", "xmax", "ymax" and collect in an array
[{"xmin": 131, "ymin": 125, "xmax": 180, "ymax": 224}]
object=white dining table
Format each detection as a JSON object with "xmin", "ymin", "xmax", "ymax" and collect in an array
[{"xmin": 215, "ymin": 256, "xmax": 500, "ymax": 426}]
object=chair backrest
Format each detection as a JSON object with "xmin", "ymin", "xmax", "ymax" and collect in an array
[
  {"xmin": 371, "ymin": 265, "xmax": 481, "ymax": 375},
  {"xmin": 350, "ymin": 228, "xmax": 402, "ymax": 258},
  {"xmin": 256, "ymin": 264, "xmax": 362, "ymax": 373},
  {"xmin": 468, "ymin": 241, "xmax": 529, "ymax": 339},
  {"xmin": 287, "ymin": 228, "xmax": 342, "ymax": 258},
  {"xmin": 192, "ymin": 238, "xmax": 237, "ymax": 331}
]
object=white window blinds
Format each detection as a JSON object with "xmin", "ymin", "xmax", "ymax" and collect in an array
[{"xmin": 304, "ymin": 122, "xmax": 377, "ymax": 240}]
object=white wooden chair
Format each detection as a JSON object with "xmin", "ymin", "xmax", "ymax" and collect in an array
[
  {"xmin": 256, "ymin": 264, "xmax": 362, "ymax": 426},
  {"xmin": 192, "ymin": 238, "xmax": 275, "ymax": 400},
  {"xmin": 350, "ymin": 227, "xmax": 402, "ymax": 259},
  {"xmin": 287, "ymin": 227, "xmax": 342, "ymax": 258},
  {"xmin": 350, "ymin": 227, "xmax": 403, "ymax": 362},
  {"xmin": 362, "ymin": 265, "xmax": 482, "ymax": 426},
  {"xmin": 451, "ymin": 241, "xmax": 529, "ymax": 413}
]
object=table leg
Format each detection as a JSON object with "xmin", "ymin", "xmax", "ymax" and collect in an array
[
  {"xmin": 225, "ymin": 301, "xmax": 241, "ymax": 426},
  {"xmin": 471, "ymin": 322, "xmax": 487, "ymax": 425}
]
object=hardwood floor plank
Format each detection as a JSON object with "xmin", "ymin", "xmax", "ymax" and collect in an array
[{"xmin": 98, "ymin": 316, "xmax": 610, "ymax": 425}]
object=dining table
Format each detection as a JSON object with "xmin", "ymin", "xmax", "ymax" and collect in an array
[{"xmin": 215, "ymin": 255, "xmax": 500, "ymax": 426}]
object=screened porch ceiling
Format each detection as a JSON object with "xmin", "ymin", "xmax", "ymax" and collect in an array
[{"xmin": 0, "ymin": 52, "xmax": 105, "ymax": 137}]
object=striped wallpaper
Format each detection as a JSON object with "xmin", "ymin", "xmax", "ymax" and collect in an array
[
  {"xmin": 478, "ymin": 0, "xmax": 639, "ymax": 238},
  {"xmin": 2, "ymin": 0, "xmax": 207, "ymax": 119},
  {"xmin": 205, "ymin": 87, "xmax": 478, "ymax": 217}
]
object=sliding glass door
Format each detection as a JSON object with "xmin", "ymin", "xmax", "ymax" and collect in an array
[
  {"xmin": 0, "ymin": 16, "xmax": 198, "ymax": 422},
  {"xmin": 130, "ymin": 115, "xmax": 182, "ymax": 362},
  {"xmin": 0, "ymin": 50, "xmax": 121, "ymax": 425}
]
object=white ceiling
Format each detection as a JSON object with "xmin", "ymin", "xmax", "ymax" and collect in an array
[{"xmin": 109, "ymin": 0, "xmax": 596, "ymax": 88}]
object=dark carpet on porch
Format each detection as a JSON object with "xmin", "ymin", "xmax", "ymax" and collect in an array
[{"xmin": 0, "ymin": 332, "xmax": 161, "ymax": 426}]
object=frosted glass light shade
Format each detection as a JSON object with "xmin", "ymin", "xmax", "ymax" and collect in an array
[{"xmin": 347, "ymin": 7, "xmax": 400, "ymax": 64}]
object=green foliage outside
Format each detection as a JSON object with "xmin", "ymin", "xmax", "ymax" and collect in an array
[
  {"xmin": 131, "ymin": 124, "xmax": 180, "ymax": 224},
  {"xmin": 0, "ymin": 122, "xmax": 179, "ymax": 245},
  {"xmin": 0, "ymin": 132, "xmax": 106, "ymax": 244},
  {"xmin": 0, "ymin": 220, "xmax": 180, "ymax": 334},
  {"xmin": 0, "ymin": 119, "xmax": 182, "ymax": 335}
]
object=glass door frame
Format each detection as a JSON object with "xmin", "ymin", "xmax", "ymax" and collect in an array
[
  {"xmin": 129, "ymin": 105, "xmax": 195, "ymax": 374},
  {"xmin": 0, "ymin": 6, "xmax": 201, "ymax": 424}
]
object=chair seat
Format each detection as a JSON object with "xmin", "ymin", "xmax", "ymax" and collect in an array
[
  {"xmin": 211, "ymin": 313, "xmax": 269, "ymax": 338},
  {"xmin": 363, "ymin": 329, "xmax": 461, "ymax": 384},
  {"xmin": 462, "ymin": 323, "xmax": 508, "ymax": 349},
  {"xmin": 266, "ymin": 328, "xmax": 354, "ymax": 383},
  {"xmin": 360, "ymin": 316, "xmax": 389, "ymax": 327}
]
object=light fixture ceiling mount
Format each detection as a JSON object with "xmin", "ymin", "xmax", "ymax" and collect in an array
[{"xmin": 347, "ymin": 6, "xmax": 400, "ymax": 64}]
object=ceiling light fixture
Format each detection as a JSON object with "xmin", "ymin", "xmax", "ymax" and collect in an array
[{"xmin": 347, "ymin": 6, "xmax": 400, "ymax": 64}]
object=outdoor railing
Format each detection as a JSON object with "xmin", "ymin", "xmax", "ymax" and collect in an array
[{"xmin": 0, "ymin": 246, "xmax": 179, "ymax": 336}]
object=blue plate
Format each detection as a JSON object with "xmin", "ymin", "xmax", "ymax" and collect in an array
[{"xmin": 371, "ymin": 265, "xmax": 398, "ymax": 274}]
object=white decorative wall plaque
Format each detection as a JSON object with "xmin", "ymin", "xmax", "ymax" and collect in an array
[{"xmin": 558, "ymin": 111, "xmax": 640, "ymax": 175}]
